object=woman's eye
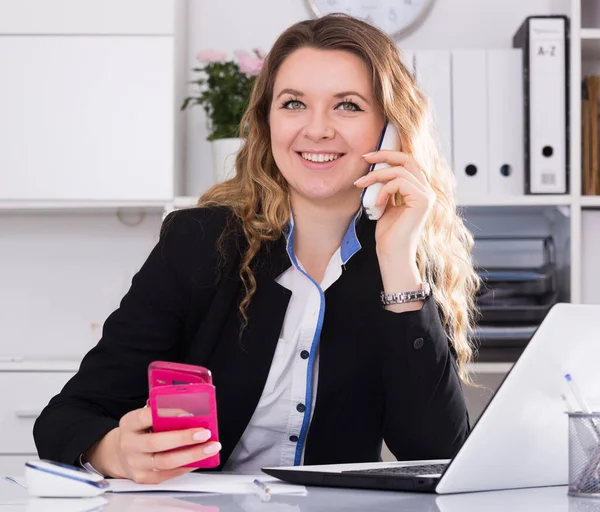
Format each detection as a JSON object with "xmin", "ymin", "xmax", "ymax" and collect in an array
[
  {"xmin": 283, "ymin": 100, "xmax": 305, "ymax": 110},
  {"xmin": 336, "ymin": 101, "xmax": 362, "ymax": 112}
]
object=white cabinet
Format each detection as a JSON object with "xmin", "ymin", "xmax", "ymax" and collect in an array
[
  {"xmin": 0, "ymin": 1, "xmax": 179, "ymax": 473},
  {"xmin": 0, "ymin": 36, "xmax": 174, "ymax": 202},
  {"xmin": 581, "ymin": 211, "xmax": 600, "ymax": 304},
  {"xmin": 0, "ymin": 372, "xmax": 74, "ymax": 454},
  {"xmin": 0, "ymin": 0, "xmax": 174, "ymax": 35},
  {"xmin": 0, "ymin": 368, "xmax": 75, "ymax": 476},
  {"xmin": 0, "ymin": 366, "xmax": 76, "ymax": 472}
]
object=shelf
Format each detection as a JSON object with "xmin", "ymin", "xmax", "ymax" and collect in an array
[
  {"xmin": 173, "ymin": 196, "xmax": 200, "ymax": 209},
  {"xmin": 580, "ymin": 195, "xmax": 600, "ymax": 208},
  {"xmin": 0, "ymin": 359, "xmax": 80, "ymax": 372},
  {"xmin": 0, "ymin": 196, "xmax": 575, "ymax": 212},
  {"xmin": 0, "ymin": 200, "xmax": 168, "ymax": 213},
  {"xmin": 457, "ymin": 195, "xmax": 572, "ymax": 207},
  {"xmin": 180, "ymin": 195, "xmax": 572, "ymax": 209},
  {"xmin": 581, "ymin": 29, "xmax": 600, "ymax": 59}
]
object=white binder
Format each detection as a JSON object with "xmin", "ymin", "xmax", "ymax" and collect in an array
[
  {"xmin": 486, "ymin": 49, "xmax": 525, "ymax": 197},
  {"xmin": 451, "ymin": 49, "xmax": 488, "ymax": 203},
  {"xmin": 414, "ymin": 50, "xmax": 452, "ymax": 167},
  {"xmin": 513, "ymin": 16, "xmax": 568, "ymax": 194}
]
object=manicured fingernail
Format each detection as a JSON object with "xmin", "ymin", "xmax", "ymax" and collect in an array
[
  {"xmin": 203, "ymin": 442, "xmax": 222, "ymax": 455},
  {"xmin": 362, "ymin": 151, "xmax": 376, "ymax": 157},
  {"xmin": 354, "ymin": 176, "xmax": 367, "ymax": 185},
  {"xmin": 193, "ymin": 430, "xmax": 211, "ymax": 442}
]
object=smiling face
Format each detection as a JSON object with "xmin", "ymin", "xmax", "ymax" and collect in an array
[{"xmin": 269, "ymin": 47, "xmax": 385, "ymax": 209}]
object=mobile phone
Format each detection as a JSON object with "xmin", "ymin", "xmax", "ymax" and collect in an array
[
  {"xmin": 148, "ymin": 361, "xmax": 220, "ymax": 468},
  {"xmin": 361, "ymin": 122, "xmax": 400, "ymax": 220}
]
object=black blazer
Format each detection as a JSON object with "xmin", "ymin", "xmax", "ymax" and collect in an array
[{"xmin": 33, "ymin": 206, "xmax": 470, "ymax": 470}]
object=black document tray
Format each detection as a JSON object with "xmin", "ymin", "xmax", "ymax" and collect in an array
[
  {"xmin": 478, "ymin": 263, "xmax": 556, "ymax": 296},
  {"xmin": 475, "ymin": 236, "xmax": 557, "ymax": 297},
  {"xmin": 477, "ymin": 290, "xmax": 558, "ymax": 324},
  {"xmin": 474, "ymin": 324, "xmax": 537, "ymax": 350}
]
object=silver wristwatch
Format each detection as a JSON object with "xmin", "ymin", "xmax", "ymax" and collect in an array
[{"xmin": 380, "ymin": 282, "xmax": 432, "ymax": 306}]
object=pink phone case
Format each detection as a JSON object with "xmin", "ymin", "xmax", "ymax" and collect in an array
[{"xmin": 148, "ymin": 361, "xmax": 220, "ymax": 468}]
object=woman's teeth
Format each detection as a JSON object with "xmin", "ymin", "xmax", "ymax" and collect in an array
[{"xmin": 300, "ymin": 153, "xmax": 342, "ymax": 163}]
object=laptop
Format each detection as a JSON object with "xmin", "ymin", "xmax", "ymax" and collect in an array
[{"xmin": 262, "ymin": 303, "xmax": 600, "ymax": 494}]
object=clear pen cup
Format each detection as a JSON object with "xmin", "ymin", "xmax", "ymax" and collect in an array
[{"xmin": 568, "ymin": 412, "xmax": 600, "ymax": 498}]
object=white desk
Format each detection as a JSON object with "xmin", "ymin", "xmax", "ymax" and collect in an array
[{"xmin": 1, "ymin": 477, "xmax": 598, "ymax": 512}]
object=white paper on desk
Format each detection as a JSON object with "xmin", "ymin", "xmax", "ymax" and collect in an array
[{"xmin": 107, "ymin": 473, "xmax": 307, "ymax": 495}]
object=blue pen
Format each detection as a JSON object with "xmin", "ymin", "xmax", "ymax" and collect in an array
[
  {"xmin": 253, "ymin": 478, "xmax": 271, "ymax": 502},
  {"xmin": 565, "ymin": 374, "xmax": 592, "ymax": 413}
]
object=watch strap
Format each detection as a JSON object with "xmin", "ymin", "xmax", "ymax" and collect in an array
[{"xmin": 380, "ymin": 282, "xmax": 431, "ymax": 306}]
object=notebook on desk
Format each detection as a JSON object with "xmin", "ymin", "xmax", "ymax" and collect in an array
[{"xmin": 263, "ymin": 302, "xmax": 600, "ymax": 494}]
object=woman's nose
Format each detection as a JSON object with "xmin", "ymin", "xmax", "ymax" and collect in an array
[{"xmin": 303, "ymin": 111, "xmax": 335, "ymax": 141}]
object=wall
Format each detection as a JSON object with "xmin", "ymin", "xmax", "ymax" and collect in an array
[
  {"xmin": 0, "ymin": 210, "xmax": 163, "ymax": 359},
  {"xmin": 183, "ymin": 0, "xmax": 570, "ymax": 196}
]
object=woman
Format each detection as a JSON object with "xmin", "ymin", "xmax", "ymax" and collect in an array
[{"xmin": 34, "ymin": 13, "xmax": 480, "ymax": 484}]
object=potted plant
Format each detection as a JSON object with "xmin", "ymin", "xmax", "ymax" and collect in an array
[{"xmin": 182, "ymin": 48, "xmax": 265, "ymax": 182}]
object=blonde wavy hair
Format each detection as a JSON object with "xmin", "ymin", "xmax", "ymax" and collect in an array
[{"xmin": 197, "ymin": 13, "xmax": 481, "ymax": 383}]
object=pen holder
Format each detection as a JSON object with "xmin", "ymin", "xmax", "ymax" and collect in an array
[{"xmin": 568, "ymin": 412, "xmax": 600, "ymax": 498}]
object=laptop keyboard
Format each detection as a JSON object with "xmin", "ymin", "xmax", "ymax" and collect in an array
[{"xmin": 342, "ymin": 463, "xmax": 448, "ymax": 477}]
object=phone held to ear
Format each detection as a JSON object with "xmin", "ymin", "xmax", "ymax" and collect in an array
[
  {"xmin": 361, "ymin": 122, "xmax": 400, "ymax": 221},
  {"xmin": 148, "ymin": 361, "xmax": 220, "ymax": 468}
]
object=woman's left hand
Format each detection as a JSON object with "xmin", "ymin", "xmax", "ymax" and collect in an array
[{"xmin": 354, "ymin": 150, "xmax": 436, "ymax": 261}]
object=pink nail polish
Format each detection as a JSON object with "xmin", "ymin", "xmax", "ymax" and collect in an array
[
  {"xmin": 193, "ymin": 430, "xmax": 211, "ymax": 442},
  {"xmin": 203, "ymin": 442, "xmax": 222, "ymax": 455}
]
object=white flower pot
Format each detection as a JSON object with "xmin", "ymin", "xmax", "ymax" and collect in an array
[{"xmin": 211, "ymin": 138, "xmax": 242, "ymax": 183}]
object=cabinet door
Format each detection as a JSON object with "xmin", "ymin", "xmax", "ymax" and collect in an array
[
  {"xmin": 0, "ymin": 36, "xmax": 174, "ymax": 201},
  {"xmin": 582, "ymin": 211, "xmax": 600, "ymax": 304},
  {"xmin": 0, "ymin": 0, "xmax": 174, "ymax": 35},
  {"xmin": 0, "ymin": 372, "xmax": 75, "ymax": 454}
]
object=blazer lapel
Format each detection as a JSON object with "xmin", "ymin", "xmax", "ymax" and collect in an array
[{"xmin": 207, "ymin": 235, "xmax": 293, "ymax": 468}]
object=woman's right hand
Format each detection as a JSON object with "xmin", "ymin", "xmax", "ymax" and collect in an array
[{"xmin": 84, "ymin": 406, "xmax": 222, "ymax": 484}]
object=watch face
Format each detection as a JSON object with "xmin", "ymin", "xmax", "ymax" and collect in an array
[{"xmin": 307, "ymin": 0, "xmax": 435, "ymax": 38}]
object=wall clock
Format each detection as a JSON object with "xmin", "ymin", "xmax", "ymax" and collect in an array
[{"xmin": 306, "ymin": 0, "xmax": 436, "ymax": 39}]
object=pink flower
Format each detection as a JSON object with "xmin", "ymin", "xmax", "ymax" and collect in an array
[
  {"xmin": 196, "ymin": 49, "xmax": 227, "ymax": 63},
  {"xmin": 234, "ymin": 49, "xmax": 252, "ymax": 61},
  {"xmin": 238, "ymin": 55, "xmax": 263, "ymax": 76}
]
